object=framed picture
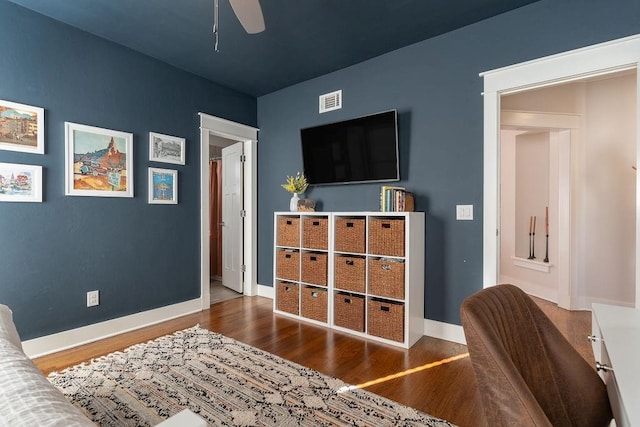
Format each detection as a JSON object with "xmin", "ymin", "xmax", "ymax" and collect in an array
[
  {"xmin": 148, "ymin": 167, "xmax": 177, "ymax": 204},
  {"xmin": 65, "ymin": 122, "xmax": 133, "ymax": 197},
  {"xmin": 0, "ymin": 162, "xmax": 43, "ymax": 202},
  {"xmin": 149, "ymin": 132, "xmax": 185, "ymax": 165},
  {"xmin": 0, "ymin": 99, "xmax": 45, "ymax": 154}
]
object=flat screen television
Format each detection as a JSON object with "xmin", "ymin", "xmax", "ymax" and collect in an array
[{"xmin": 301, "ymin": 110, "xmax": 399, "ymax": 185}]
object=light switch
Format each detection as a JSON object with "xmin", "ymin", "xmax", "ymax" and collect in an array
[{"xmin": 456, "ymin": 205, "xmax": 473, "ymax": 221}]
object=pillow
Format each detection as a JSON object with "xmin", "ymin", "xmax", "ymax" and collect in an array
[{"xmin": 0, "ymin": 304, "xmax": 23, "ymax": 350}]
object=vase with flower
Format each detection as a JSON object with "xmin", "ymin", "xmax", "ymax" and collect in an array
[{"xmin": 281, "ymin": 172, "xmax": 308, "ymax": 212}]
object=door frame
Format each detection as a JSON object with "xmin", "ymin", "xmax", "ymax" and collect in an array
[
  {"xmin": 482, "ymin": 34, "xmax": 640, "ymax": 308},
  {"xmin": 199, "ymin": 113, "xmax": 258, "ymax": 308}
]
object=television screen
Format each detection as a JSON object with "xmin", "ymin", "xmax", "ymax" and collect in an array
[{"xmin": 301, "ymin": 110, "xmax": 399, "ymax": 185}]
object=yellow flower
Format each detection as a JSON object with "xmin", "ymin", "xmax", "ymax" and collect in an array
[{"xmin": 281, "ymin": 172, "xmax": 308, "ymax": 194}]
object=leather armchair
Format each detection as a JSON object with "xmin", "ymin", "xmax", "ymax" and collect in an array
[{"xmin": 460, "ymin": 284, "xmax": 612, "ymax": 426}]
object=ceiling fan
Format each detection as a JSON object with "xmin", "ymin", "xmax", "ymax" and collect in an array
[{"xmin": 213, "ymin": 0, "xmax": 265, "ymax": 51}]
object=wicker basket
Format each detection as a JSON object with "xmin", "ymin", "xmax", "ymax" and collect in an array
[
  {"xmin": 334, "ymin": 255, "xmax": 366, "ymax": 293},
  {"xmin": 301, "ymin": 252, "xmax": 328, "ymax": 286},
  {"xmin": 276, "ymin": 281, "xmax": 299, "ymax": 315},
  {"xmin": 276, "ymin": 249, "xmax": 300, "ymax": 281},
  {"xmin": 368, "ymin": 258, "xmax": 405, "ymax": 299},
  {"xmin": 334, "ymin": 292, "xmax": 365, "ymax": 332},
  {"xmin": 367, "ymin": 298, "xmax": 404, "ymax": 342},
  {"xmin": 277, "ymin": 216, "xmax": 300, "ymax": 247},
  {"xmin": 301, "ymin": 286, "xmax": 328, "ymax": 322},
  {"xmin": 334, "ymin": 217, "xmax": 366, "ymax": 253},
  {"xmin": 302, "ymin": 217, "xmax": 328, "ymax": 250},
  {"xmin": 368, "ymin": 218, "xmax": 405, "ymax": 257}
]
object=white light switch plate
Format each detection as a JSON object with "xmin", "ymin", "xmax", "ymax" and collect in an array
[{"xmin": 456, "ymin": 205, "xmax": 473, "ymax": 220}]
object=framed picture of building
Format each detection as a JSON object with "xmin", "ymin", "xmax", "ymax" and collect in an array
[
  {"xmin": 0, "ymin": 99, "xmax": 45, "ymax": 154},
  {"xmin": 149, "ymin": 132, "xmax": 185, "ymax": 165},
  {"xmin": 65, "ymin": 122, "xmax": 133, "ymax": 197},
  {"xmin": 148, "ymin": 167, "xmax": 177, "ymax": 204},
  {"xmin": 0, "ymin": 162, "xmax": 43, "ymax": 202}
]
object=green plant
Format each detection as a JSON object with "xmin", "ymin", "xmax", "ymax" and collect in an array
[{"xmin": 281, "ymin": 172, "xmax": 308, "ymax": 194}]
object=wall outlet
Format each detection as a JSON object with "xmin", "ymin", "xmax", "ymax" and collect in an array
[{"xmin": 87, "ymin": 290, "xmax": 99, "ymax": 307}]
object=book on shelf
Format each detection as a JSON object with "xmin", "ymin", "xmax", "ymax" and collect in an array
[{"xmin": 379, "ymin": 186, "xmax": 414, "ymax": 212}]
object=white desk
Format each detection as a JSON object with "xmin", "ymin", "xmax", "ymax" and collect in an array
[{"xmin": 591, "ymin": 303, "xmax": 640, "ymax": 427}]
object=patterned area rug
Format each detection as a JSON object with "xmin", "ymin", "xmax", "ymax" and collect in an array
[{"xmin": 48, "ymin": 326, "xmax": 455, "ymax": 426}]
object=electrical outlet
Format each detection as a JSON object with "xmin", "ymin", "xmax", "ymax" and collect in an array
[{"xmin": 87, "ymin": 290, "xmax": 99, "ymax": 307}]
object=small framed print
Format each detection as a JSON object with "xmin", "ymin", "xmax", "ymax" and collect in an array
[
  {"xmin": 149, "ymin": 132, "xmax": 185, "ymax": 165},
  {"xmin": 0, "ymin": 162, "xmax": 43, "ymax": 202},
  {"xmin": 0, "ymin": 99, "xmax": 45, "ymax": 154},
  {"xmin": 65, "ymin": 122, "xmax": 133, "ymax": 198},
  {"xmin": 148, "ymin": 167, "xmax": 177, "ymax": 204}
]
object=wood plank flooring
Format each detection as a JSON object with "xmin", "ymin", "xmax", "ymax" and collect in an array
[{"xmin": 33, "ymin": 295, "xmax": 592, "ymax": 427}]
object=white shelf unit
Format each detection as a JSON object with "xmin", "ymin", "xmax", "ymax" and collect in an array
[{"xmin": 273, "ymin": 211, "xmax": 425, "ymax": 348}]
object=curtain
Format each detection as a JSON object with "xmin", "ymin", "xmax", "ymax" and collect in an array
[{"xmin": 209, "ymin": 160, "xmax": 223, "ymax": 277}]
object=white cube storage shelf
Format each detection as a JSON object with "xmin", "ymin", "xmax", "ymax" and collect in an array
[{"xmin": 273, "ymin": 211, "xmax": 425, "ymax": 348}]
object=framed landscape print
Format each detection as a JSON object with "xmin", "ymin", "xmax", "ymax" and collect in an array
[
  {"xmin": 149, "ymin": 132, "xmax": 185, "ymax": 165},
  {"xmin": 65, "ymin": 122, "xmax": 133, "ymax": 197},
  {"xmin": 0, "ymin": 162, "xmax": 43, "ymax": 202},
  {"xmin": 148, "ymin": 167, "xmax": 177, "ymax": 204},
  {"xmin": 0, "ymin": 99, "xmax": 45, "ymax": 154}
]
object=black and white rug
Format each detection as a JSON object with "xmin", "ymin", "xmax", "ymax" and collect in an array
[{"xmin": 48, "ymin": 326, "xmax": 455, "ymax": 426}]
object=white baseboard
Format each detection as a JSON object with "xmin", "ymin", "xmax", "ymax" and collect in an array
[
  {"xmin": 257, "ymin": 283, "xmax": 274, "ymax": 299},
  {"xmin": 423, "ymin": 318, "xmax": 466, "ymax": 345},
  {"xmin": 22, "ymin": 298, "xmax": 202, "ymax": 359}
]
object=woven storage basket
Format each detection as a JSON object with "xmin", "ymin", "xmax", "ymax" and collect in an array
[
  {"xmin": 367, "ymin": 298, "xmax": 404, "ymax": 342},
  {"xmin": 301, "ymin": 286, "xmax": 328, "ymax": 322},
  {"xmin": 276, "ymin": 281, "xmax": 299, "ymax": 315},
  {"xmin": 276, "ymin": 249, "xmax": 300, "ymax": 281},
  {"xmin": 302, "ymin": 217, "xmax": 328, "ymax": 250},
  {"xmin": 368, "ymin": 258, "xmax": 405, "ymax": 299},
  {"xmin": 334, "ymin": 217, "xmax": 366, "ymax": 253},
  {"xmin": 368, "ymin": 218, "xmax": 405, "ymax": 257},
  {"xmin": 277, "ymin": 216, "xmax": 300, "ymax": 247},
  {"xmin": 334, "ymin": 255, "xmax": 366, "ymax": 293},
  {"xmin": 301, "ymin": 252, "xmax": 328, "ymax": 286},
  {"xmin": 334, "ymin": 292, "xmax": 365, "ymax": 332}
]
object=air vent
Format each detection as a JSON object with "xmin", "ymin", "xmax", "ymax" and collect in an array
[{"xmin": 319, "ymin": 90, "xmax": 342, "ymax": 113}]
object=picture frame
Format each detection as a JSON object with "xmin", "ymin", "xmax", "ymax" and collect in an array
[
  {"xmin": 0, "ymin": 162, "xmax": 43, "ymax": 202},
  {"xmin": 149, "ymin": 132, "xmax": 185, "ymax": 165},
  {"xmin": 65, "ymin": 122, "xmax": 133, "ymax": 197},
  {"xmin": 148, "ymin": 167, "xmax": 178, "ymax": 204},
  {"xmin": 0, "ymin": 99, "xmax": 45, "ymax": 154}
]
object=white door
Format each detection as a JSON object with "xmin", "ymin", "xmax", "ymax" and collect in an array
[{"xmin": 221, "ymin": 142, "xmax": 244, "ymax": 293}]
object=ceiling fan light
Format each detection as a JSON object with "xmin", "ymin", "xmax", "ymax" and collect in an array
[{"xmin": 229, "ymin": 0, "xmax": 265, "ymax": 34}]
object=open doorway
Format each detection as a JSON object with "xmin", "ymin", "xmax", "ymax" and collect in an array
[
  {"xmin": 209, "ymin": 136, "xmax": 244, "ymax": 303},
  {"xmin": 199, "ymin": 113, "xmax": 258, "ymax": 309},
  {"xmin": 498, "ymin": 70, "xmax": 636, "ymax": 309},
  {"xmin": 483, "ymin": 35, "xmax": 640, "ymax": 310}
]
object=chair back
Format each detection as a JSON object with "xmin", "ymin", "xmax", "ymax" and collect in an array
[{"xmin": 460, "ymin": 284, "xmax": 611, "ymax": 427}]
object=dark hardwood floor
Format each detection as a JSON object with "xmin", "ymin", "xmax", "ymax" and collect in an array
[{"xmin": 33, "ymin": 295, "xmax": 592, "ymax": 427}]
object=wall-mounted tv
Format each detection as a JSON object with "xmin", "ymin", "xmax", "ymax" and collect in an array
[{"xmin": 301, "ymin": 110, "xmax": 399, "ymax": 185}]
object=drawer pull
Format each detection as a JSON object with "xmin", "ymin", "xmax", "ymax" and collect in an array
[
  {"xmin": 382, "ymin": 264, "xmax": 391, "ymax": 271},
  {"xmin": 285, "ymin": 254, "xmax": 292, "ymax": 259},
  {"xmin": 587, "ymin": 335, "xmax": 603, "ymax": 343},
  {"xmin": 381, "ymin": 306, "xmax": 390, "ymax": 312},
  {"xmin": 346, "ymin": 222, "xmax": 354, "ymax": 228},
  {"xmin": 310, "ymin": 256, "xmax": 317, "ymax": 261},
  {"xmin": 382, "ymin": 223, "xmax": 391, "ymax": 229},
  {"xmin": 344, "ymin": 298, "xmax": 352, "ymax": 304},
  {"xmin": 311, "ymin": 291, "xmax": 319, "ymax": 298},
  {"xmin": 286, "ymin": 220, "xmax": 292, "ymax": 225},
  {"xmin": 313, "ymin": 221, "xmax": 320, "ymax": 226},
  {"xmin": 595, "ymin": 362, "xmax": 614, "ymax": 373},
  {"xmin": 346, "ymin": 260, "xmax": 354, "ymax": 266}
]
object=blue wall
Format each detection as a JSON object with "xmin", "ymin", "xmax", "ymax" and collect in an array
[
  {"xmin": 0, "ymin": 1, "xmax": 256, "ymax": 340},
  {"xmin": 257, "ymin": 0, "xmax": 640, "ymax": 325}
]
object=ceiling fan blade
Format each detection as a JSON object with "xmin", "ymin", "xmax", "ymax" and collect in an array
[{"xmin": 228, "ymin": 0, "xmax": 265, "ymax": 34}]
